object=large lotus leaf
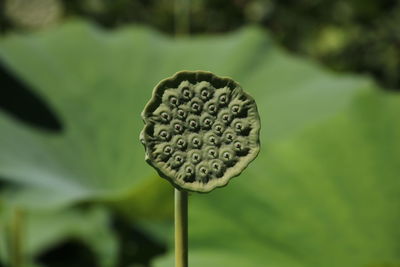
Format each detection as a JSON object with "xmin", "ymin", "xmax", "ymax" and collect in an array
[
  {"xmin": 0, "ymin": 20, "xmax": 370, "ymax": 209},
  {"xmin": 154, "ymin": 90, "xmax": 400, "ymax": 267}
]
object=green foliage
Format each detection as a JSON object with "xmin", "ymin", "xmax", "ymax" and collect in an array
[{"xmin": 0, "ymin": 20, "xmax": 399, "ymax": 266}]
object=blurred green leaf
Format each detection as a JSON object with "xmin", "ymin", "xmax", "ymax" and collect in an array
[{"xmin": 1, "ymin": 20, "xmax": 399, "ymax": 267}]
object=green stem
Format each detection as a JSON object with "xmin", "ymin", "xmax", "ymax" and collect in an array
[
  {"xmin": 9, "ymin": 208, "xmax": 24, "ymax": 267},
  {"xmin": 175, "ymin": 189, "xmax": 188, "ymax": 267},
  {"xmin": 174, "ymin": 0, "xmax": 190, "ymax": 36}
]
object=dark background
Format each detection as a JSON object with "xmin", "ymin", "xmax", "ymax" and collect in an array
[{"xmin": 1, "ymin": 0, "xmax": 400, "ymax": 91}]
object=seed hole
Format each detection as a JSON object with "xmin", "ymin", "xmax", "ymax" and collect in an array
[
  {"xmin": 170, "ymin": 96, "xmax": 178, "ymax": 106},
  {"xmin": 161, "ymin": 112, "xmax": 169, "ymax": 120},
  {"xmin": 178, "ymin": 109, "xmax": 186, "ymax": 118},
  {"xmin": 174, "ymin": 123, "xmax": 182, "ymax": 132},
  {"xmin": 163, "ymin": 146, "xmax": 172, "ymax": 154},
  {"xmin": 177, "ymin": 139, "xmax": 185, "ymax": 146},
  {"xmin": 223, "ymin": 152, "xmax": 230, "ymax": 160},
  {"xmin": 192, "ymin": 102, "xmax": 200, "ymax": 111},
  {"xmin": 182, "ymin": 87, "xmax": 191, "ymax": 97},
  {"xmin": 208, "ymin": 104, "xmax": 216, "ymax": 113},
  {"xmin": 160, "ymin": 130, "xmax": 168, "ymax": 139},
  {"xmin": 219, "ymin": 94, "xmax": 227, "ymax": 104},
  {"xmin": 189, "ymin": 120, "xmax": 197, "ymax": 128},
  {"xmin": 201, "ymin": 89, "xmax": 209, "ymax": 98}
]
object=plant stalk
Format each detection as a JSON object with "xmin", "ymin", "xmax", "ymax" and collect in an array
[
  {"xmin": 175, "ymin": 188, "xmax": 188, "ymax": 267},
  {"xmin": 9, "ymin": 208, "xmax": 24, "ymax": 267}
]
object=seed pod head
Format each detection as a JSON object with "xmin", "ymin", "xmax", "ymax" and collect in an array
[{"xmin": 140, "ymin": 71, "xmax": 260, "ymax": 193}]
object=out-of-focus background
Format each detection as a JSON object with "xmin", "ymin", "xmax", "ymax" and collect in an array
[{"xmin": 0, "ymin": 0, "xmax": 399, "ymax": 267}]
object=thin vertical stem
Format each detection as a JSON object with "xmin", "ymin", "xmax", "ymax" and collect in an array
[
  {"xmin": 174, "ymin": 0, "xmax": 190, "ymax": 36},
  {"xmin": 175, "ymin": 188, "xmax": 188, "ymax": 267},
  {"xmin": 9, "ymin": 208, "xmax": 24, "ymax": 267}
]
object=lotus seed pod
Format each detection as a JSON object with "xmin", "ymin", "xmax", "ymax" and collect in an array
[{"xmin": 140, "ymin": 71, "xmax": 260, "ymax": 193}]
